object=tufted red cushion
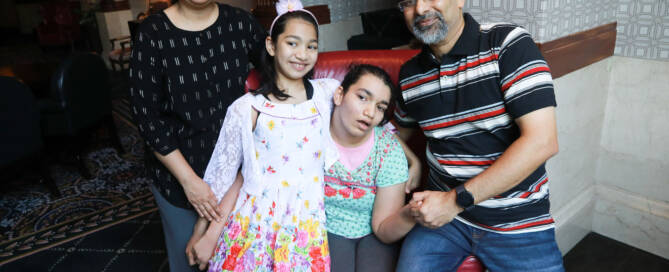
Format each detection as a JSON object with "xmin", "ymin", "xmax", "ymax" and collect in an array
[
  {"xmin": 457, "ymin": 255, "xmax": 486, "ymax": 272},
  {"xmin": 244, "ymin": 50, "xmax": 485, "ymax": 272},
  {"xmin": 245, "ymin": 49, "xmax": 420, "ymax": 92}
]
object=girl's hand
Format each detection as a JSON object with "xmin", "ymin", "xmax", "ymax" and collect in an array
[
  {"xmin": 186, "ymin": 218, "xmax": 209, "ymax": 266},
  {"xmin": 183, "ymin": 176, "xmax": 222, "ymax": 222},
  {"xmin": 193, "ymin": 233, "xmax": 218, "ymax": 270}
]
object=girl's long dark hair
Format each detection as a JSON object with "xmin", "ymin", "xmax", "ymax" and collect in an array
[
  {"xmin": 253, "ymin": 11, "xmax": 319, "ymax": 100},
  {"xmin": 339, "ymin": 64, "xmax": 397, "ymax": 125}
]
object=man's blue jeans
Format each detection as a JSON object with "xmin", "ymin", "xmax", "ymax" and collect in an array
[{"xmin": 396, "ymin": 219, "xmax": 564, "ymax": 272}]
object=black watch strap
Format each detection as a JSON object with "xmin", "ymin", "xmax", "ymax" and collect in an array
[{"xmin": 455, "ymin": 184, "xmax": 475, "ymax": 210}]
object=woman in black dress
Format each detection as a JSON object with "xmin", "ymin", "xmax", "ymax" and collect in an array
[{"xmin": 128, "ymin": 0, "xmax": 264, "ymax": 270}]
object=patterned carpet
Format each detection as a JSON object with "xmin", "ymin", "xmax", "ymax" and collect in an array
[
  {"xmin": 0, "ymin": 98, "xmax": 158, "ymax": 266},
  {"xmin": 0, "ymin": 211, "xmax": 167, "ymax": 272}
]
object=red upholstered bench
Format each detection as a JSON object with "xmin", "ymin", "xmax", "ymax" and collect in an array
[
  {"xmin": 245, "ymin": 50, "xmax": 485, "ymax": 272},
  {"xmin": 457, "ymin": 255, "xmax": 485, "ymax": 271}
]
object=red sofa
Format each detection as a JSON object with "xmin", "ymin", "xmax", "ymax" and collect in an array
[{"xmin": 245, "ymin": 50, "xmax": 485, "ymax": 272}]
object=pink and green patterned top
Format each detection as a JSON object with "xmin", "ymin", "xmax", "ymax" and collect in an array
[{"xmin": 324, "ymin": 126, "xmax": 409, "ymax": 238}]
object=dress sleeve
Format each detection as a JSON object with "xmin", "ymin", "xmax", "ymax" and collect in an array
[
  {"xmin": 376, "ymin": 128, "xmax": 409, "ymax": 188},
  {"xmin": 321, "ymin": 78, "xmax": 341, "ymax": 100},
  {"xmin": 202, "ymin": 100, "xmax": 246, "ymax": 201},
  {"xmin": 128, "ymin": 26, "xmax": 179, "ymax": 155}
]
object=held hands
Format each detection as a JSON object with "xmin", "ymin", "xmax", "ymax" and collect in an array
[
  {"xmin": 409, "ymin": 190, "xmax": 463, "ymax": 229},
  {"xmin": 183, "ymin": 176, "xmax": 222, "ymax": 222},
  {"xmin": 192, "ymin": 232, "xmax": 219, "ymax": 270},
  {"xmin": 186, "ymin": 219, "xmax": 208, "ymax": 269}
]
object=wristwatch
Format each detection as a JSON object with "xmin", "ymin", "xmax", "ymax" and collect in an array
[{"xmin": 454, "ymin": 184, "xmax": 475, "ymax": 210}]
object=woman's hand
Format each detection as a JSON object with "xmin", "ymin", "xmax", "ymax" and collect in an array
[
  {"xmin": 183, "ymin": 176, "xmax": 222, "ymax": 222},
  {"xmin": 152, "ymin": 149, "xmax": 222, "ymax": 221},
  {"xmin": 193, "ymin": 232, "xmax": 219, "ymax": 270}
]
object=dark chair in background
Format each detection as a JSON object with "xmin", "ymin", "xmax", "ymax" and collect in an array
[
  {"xmin": 0, "ymin": 77, "xmax": 60, "ymax": 197},
  {"xmin": 108, "ymin": 35, "xmax": 132, "ymax": 72},
  {"xmin": 38, "ymin": 53, "xmax": 124, "ymax": 179},
  {"xmin": 347, "ymin": 8, "xmax": 414, "ymax": 50}
]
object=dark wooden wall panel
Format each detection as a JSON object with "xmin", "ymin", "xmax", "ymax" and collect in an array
[{"xmin": 537, "ymin": 22, "xmax": 617, "ymax": 79}]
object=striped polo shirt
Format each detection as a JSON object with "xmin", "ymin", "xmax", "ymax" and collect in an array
[{"xmin": 395, "ymin": 13, "xmax": 557, "ymax": 234}]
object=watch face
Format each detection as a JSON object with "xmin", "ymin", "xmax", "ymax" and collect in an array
[{"xmin": 456, "ymin": 187, "xmax": 474, "ymax": 209}]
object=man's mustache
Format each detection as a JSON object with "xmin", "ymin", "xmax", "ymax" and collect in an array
[{"xmin": 413, "ymin": 11, "xmax": 446, "ymax": 29}]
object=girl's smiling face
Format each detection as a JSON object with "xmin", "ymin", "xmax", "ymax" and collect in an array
[{"xmin": 266, "ymin": 18, "xmax": 318, "ymax": 85}]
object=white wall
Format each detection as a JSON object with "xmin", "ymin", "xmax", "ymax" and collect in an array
[
  {"xmin": 318, "ymin": 16, "xmax": 363, "ymax": 52},
  {"xmin": 548, "ymin": 56, "xmax": 669, "ymax": 258},
  {"xmin": 592, "ymin": 56, "xmax": 669, "ymax": 259},
  {"xmin": 548, "ymin": 58, "xmax": 611, "ymax": 255}
]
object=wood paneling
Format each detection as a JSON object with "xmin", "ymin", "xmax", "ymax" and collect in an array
[{"xmin": 537, "ymin": 22, "xmax": 617, "ymax": 79}]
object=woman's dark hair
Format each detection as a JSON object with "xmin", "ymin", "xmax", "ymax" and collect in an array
[
  {"xmin": 253, "ymin": 11, "xmax": 319, "ymax": 100},
  {"xmin": 339, "ymin": 64, "xmax": 397, "ymax": 125}
]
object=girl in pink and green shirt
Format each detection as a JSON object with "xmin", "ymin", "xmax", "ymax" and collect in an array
[{"xmin": 325, "ymin": 64, "xmax": 419, "ymax": 272}]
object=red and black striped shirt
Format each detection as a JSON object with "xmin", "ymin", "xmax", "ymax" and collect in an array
[{"xmin": 395, "ymin": 13, "xmax": 557, "ymax": 233}]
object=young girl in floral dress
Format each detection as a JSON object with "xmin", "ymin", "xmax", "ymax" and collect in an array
[{"xmin": 187, "ymin": 1, "xmax": 339, "ymax": 271}]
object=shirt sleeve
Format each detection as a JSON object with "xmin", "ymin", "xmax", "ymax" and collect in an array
[
  {"xmin": 128, "ymin": 26, "xmax": 179, "ymax": 155},
  {"xmin": 202, "ymin": 100, "xmax": 245, "ymax": 201},
  {"xmin": 376, "ymin": 128, "xmax": 409, "ymax": 188},
  {"xmin": 498, "ymin": 27, "xmax": 557, "ymax": 119}
]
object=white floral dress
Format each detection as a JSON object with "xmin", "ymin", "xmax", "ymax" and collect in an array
[{"xmin": 204, "ymin": 79, "xmax": 340, "ymax": 272}]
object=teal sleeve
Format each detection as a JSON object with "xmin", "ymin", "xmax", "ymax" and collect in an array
[{"xmin": 376, "ymin": 129, "xmax": 409, "ymax": 188}]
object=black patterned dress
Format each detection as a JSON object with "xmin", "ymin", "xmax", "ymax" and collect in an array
[{"xmin": 128, "ymin": 3, "xmax": 265, "ymax": 208}]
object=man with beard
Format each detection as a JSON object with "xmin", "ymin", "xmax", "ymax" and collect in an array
[{"xmin": 393, "ymin": 0, "xmax": 565, "ymax": 271}]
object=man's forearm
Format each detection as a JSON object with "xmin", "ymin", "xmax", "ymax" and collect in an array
[{"xmin": 464, "ymin": 108, "xmax": 558, "ymax": 204}]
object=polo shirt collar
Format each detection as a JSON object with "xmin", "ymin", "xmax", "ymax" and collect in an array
[{"xmin": 418, "ymin": 12, "xmax": 481, "ymax": 66}]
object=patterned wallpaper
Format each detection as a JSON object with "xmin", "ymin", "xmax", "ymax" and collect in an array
[
  {"xmin": 299, "ymin": 0, "xmax": 667, "ymax": 61},
  {"xmin": 615, "ymin": 0, "xmax": 669, "ymax": 60},
  {"xmin": 464, "ymin": 0, "xmax": 618, "ymax": 43},
  {"xmin": 464, "ymin": 0, "xmax": 544, "ymax": 41},
  {"xmin": 466, "ymin": 0, "xmax": 668, "ymax": 61}
]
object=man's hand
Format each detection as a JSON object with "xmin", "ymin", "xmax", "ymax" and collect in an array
[
  {"xmin": 409, "ymin": 190, "xmax": 463, "ymax": 229},
  {"xmin": 183, "ymin": 176, "xmax": 222, "ymax": 222},
  {"xmin": 193, "ymin": 232, "xmax": 219, "ymax": 270}
]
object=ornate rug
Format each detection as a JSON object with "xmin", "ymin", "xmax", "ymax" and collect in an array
[{"xmin": 0, "ymin": 99, "xmax": 157, "ymax": 265}]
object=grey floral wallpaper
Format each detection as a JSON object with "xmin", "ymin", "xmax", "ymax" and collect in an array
[
  {"xmin": 614, "ymin": 0, "xmax": 669, "ymax": 60},
  {"xmin": 301, "ymin": 0, "xmax": 667, "ymax": 61},
  {"xmin": 466, "ymin": 0, "xmax": 667, "ymax": 61},
  {"xmin": 465, "ymin": 0, "xmax": 619, "ymax": 42}
]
